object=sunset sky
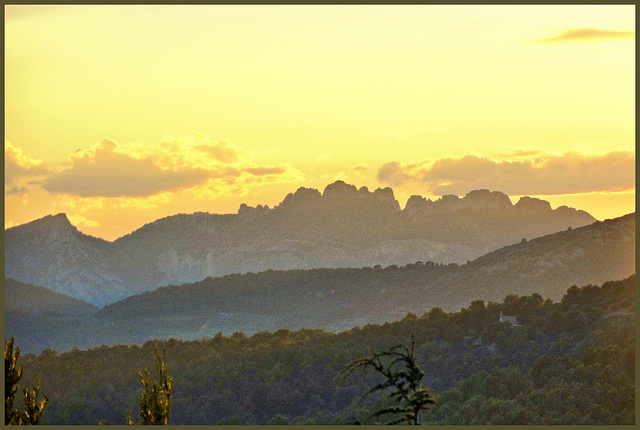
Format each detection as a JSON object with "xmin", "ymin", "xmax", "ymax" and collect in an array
[{"xmin": 5, "ymin": 5, "xmax": 635, "ymax": 241}]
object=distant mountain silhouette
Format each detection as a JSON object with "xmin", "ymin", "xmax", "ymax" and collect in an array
[
  {"xmin": 5, "ymin": 212, "xmax": 633, "ymax": 353},
  {"xmin": 5, "ymin": 181, "xmax": 596, "ymax": 306}
]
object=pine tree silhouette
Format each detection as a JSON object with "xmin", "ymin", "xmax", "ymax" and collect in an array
[
  {"xmin": 340, "ymin": 335, "xmax": 437, "ymax": 425},
  {"xmin": 138, "ymin": 347, "xmax": 172, "ymax": 425},
  {"xmin": 5, "ymin": 338, "xmax": 48, "ymax": 425}
]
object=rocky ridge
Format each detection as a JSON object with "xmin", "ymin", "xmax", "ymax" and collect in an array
[{"xmin": 5, "ymin": 181, "xmax": 598, "ymax": 306}]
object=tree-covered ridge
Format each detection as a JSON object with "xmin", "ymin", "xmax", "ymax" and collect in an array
[{"xmin": 17, "ymin": 275, "xmax": 634, "ymax": 425}]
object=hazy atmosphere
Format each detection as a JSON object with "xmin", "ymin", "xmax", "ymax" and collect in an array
[
  {"xmin": 4, "ymin": 5, "xmax": 636, "ymax": 426},
  {"xmin": 5, "ymin": 5, "xmax": 634, "ymax": 240}
]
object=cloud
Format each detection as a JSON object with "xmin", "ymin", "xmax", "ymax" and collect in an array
[
  {"xmin": 58, "ymin": 194, "xmax": 105, "ymax": 212},
  {"xmin": 43, "ymin": 139, "xmax": 217, "ymax": 197},
  {"xmin": 534, "ymin": 28, "xmax": 634, "ymax": 44},
  {"xmin": 5, "ymin": 140, "xmax": 50, "ymax": 196},
  {"xmin": 125, "ymin": 133, "xmax": 250, "ymax": 170},
  {"xmin": 499, "ymin": 149, "xmax": 544, "ymax": 158},
  {"xmin": 195, "ymin": 140, "xmax": 245, "ymax": 164},
  {"xmin": 377, "ymin": 161, "xmax": 418, "ymax": 186},
  {"xmin": 377, "ymin": 151, "xmax": 634, "ymax": 196},
  {"xmin": 192, "ymin": 164, "xmax": 303, "ymax": 200},
  {"xmin": 5, "ymin": 185, "xmax": 29, "ymax": 196},
  {"xmin": 41, "ymin": 135, "xmax": 301, "ymax": 199},
  {"xmin": 112, "ymin": 193, "xmax": 174, "ymax": 210},
  {"xmin": 350, "ymin": 163, "xmax": 369, "ymax": 172},
  {"xmin": 9, "ymin": 133, "xmax": 303, "ymax": 211}
]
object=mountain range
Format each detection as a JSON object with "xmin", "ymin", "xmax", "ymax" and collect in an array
[
  {"xmin": 5, "ymin": 181, "xmax": 597, "ymax": 307},
  {"xmin": 5, "ymin": 212, "xmax": 634, "ymax": 353}
]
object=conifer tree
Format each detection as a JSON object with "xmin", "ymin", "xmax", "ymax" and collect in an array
[
  {"xmin": 18, "ymin": 378, "xmax": 48, "ymax": 425},
  {"xmin": 340, "ymin": 335, "xmax": 437, "ymax": 425},
  {"xmin": 5, "ymin": 338, "xmax": 48, "ymax": 425},
  {"xmin": 5, "ymin": 338, "xmax": 22, "ymax": 425},
  {"xmin": 138, "ymin": 347, "xmax": 172, "ymax": 425}
]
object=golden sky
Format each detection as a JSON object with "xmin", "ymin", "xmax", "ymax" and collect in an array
[{"xmin": 5, "ymin": 5, "xmax": 635, "ymax": 240}]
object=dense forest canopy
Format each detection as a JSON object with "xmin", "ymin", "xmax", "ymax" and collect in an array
[{"xmin": 13, "ymin": 275, "xmax": 635, "ymax": 425}]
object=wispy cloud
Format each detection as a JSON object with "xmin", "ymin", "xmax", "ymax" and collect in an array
[
  {"xmin": 534, "ymin": 28, "xmax": 634, "ymax": 44},
  {"xmin": 499, "ymin": 149, "xmax": 545, "ymax": 158},
  {"xmin": 377, "ymin": 151, "xmax": 634, "ymax": 196},
  {"xmin": 350, "ymin": 163, "xmax": 369, "ymax": 172}
]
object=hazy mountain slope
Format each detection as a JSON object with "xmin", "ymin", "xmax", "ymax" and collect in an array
[
  {"xmin": 8, "ymin": 212, "xmax": 631, "ymax": 353},
  {"xmin": 4, "ymin": 277, "xmax": 98, "ymax": 353},
  {"xmin": 4, "ymin": 214, "xmax": 130, "ymax": 305},
  {"xmin": 112, "ymin": 183, "xmax": 596, "ymax": 292},
  {"xmin": 100, "ymin": 212, "xmax": 634, "ymax": 325},
  {"xmin": 4, "ymin": 181, "xmax": 597, "ymax": 306},
  {"xmin": 4, "ymin": 277, "xmax": 97, "ymax": 316},
  {"xmin": 436, "ymin": 213, "xmax": 636, "ymax": 309}
]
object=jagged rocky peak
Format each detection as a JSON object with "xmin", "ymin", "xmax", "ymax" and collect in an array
[
  {"xmin": 242, "ymin": 181, "xmax": 403, "ymax": 215},
  {"xmin": 441, "ymin": 194, "xmax": 461, "ymax": 205},
  {"xmin": 237, "ymin": 202, "xmax": 272, "ymax": 221},
  {"xmin": 358, "ymin": 185, "xmax": 371, "ymax": 196},
  {"xmin": 39, "ymin": 213, "xmax": 72, "ymax": 227},
  {"xmin": 373, "ymin": 186, "xmax": 401, "ymax": 211},
  {"xmin": 403, "ymin": 194, "xmax": 461, "ymax": 214},
  {"xmin": 49, "ymin": 212, "xmax": 71, "ymax": 222},
  {"xmin": 404, "ymin": 195, "xmax": 430, "ymax": 211},
  {"xmin": 461, "ymin": 189, "xmax": 513, "ymax": 210},
  {"xmin": 278, "ymin": 186, "xmax": 322, "ymax": 207},
  {"xmin": 42, "ymin": 213, "xmax": 71, "ymax": 228},
  {"xmin": 404, "ymin": 190, "xmax": 513, "ymax": 214},
  {"xmin": 554, "ymin": 205, "xmax": 596, "ymax": 222},
  {"xmin": 8, "ymin": 212, "xmax": 75, "ymax": 234},
  {"xmin": 321, "ymin": 181, "xmax": 400, "ymax": 208},
  {"xmin": 514, "ymin": 196, "xmax": 552, "ymax": 212},
  {"xmin": 322, "ymin": 180, "xmax": 359, "ymax": 199}
]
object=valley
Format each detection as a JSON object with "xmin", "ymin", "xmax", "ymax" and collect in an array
[{"xmin": 5, "ymin": 211, "xmax": 634, "ymax": 354}]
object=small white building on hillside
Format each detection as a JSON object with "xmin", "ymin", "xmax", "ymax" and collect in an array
[{"xmin": 500, "ymin": 311, "xmax": 519, "ymax": 327}]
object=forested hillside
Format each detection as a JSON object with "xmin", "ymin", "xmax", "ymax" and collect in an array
[{"xmin": 16, "ymin": 276, "xmax": 635, "ymax": 425}]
